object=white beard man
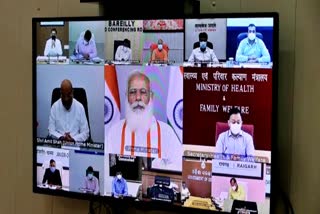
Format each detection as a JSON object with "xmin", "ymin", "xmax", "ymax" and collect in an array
[{"xmin": 105, "ymin": 71, "xmax": 182, "ymax": 171}]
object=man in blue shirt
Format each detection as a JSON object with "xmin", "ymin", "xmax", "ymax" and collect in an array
[
  {"xmin": 112, "ymin": 171, "xmax": 128, "ymax": 198},
  {"xmin": 215, "ymin": 107, "xmax": 255, "ymax": 160},
  {"xmin": 235, "ymin": 24, "xmax": 271, "ymax": 63}
]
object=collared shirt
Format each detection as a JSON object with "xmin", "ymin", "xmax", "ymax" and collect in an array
[
  {"xmin": 74, "ymin": 37, "xmax": 97, "ymax": 59},
  {"xmin": 83, "ymin": 176, "xmax": 100, "ymax": 195},
  {"xmin": 151, "ymin": 48, "xmax": 168, "ymax": 62},
  {"xmin": 106, "ymin": 116, "xmax": 182, "ymax": 165},
  {"xmin": 115, "ymin": 45, "xmax": 132, "ymax": 61},
  {"xmin": 48, "ymin": 98, "xmax": 89, "ymax": 142},
  {"xmin": 112, "ymin": 177, "xmax": 128, "ymax": 196},
  {"xmin": 44, "ymin": 38, "xmax": 62, "ymax": 56},
  {"xmin": 188, "ymin": 47, "xmax": 219, "ymax": 63},
  {"xmin": 229, "ymin": 185, "xmax": 246, "ymax": 201},
  {"xmin": 215, "ymin": 130, "xmax": 255, "ymax": 157},
  {"xmin": 235, "ymin": 37, "xmax": 271, "ymax": 63}
]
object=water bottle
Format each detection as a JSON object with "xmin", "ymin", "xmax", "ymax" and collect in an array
[{"xmin": 228, "ymin": 57, "xmax": 234, "ymax": 67}]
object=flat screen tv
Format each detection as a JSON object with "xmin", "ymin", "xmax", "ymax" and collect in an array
[{"xmin": 33, "ymin": 12, "xmax": 278, "ymax": 214}]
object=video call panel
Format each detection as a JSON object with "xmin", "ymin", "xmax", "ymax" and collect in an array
[{"xmin": 35, "ymin": 17, "xmax": 275, "ymax": 213}]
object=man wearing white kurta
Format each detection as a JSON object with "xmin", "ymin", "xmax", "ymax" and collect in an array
[
  {"xmin": 44, "ymin": 28, "xmax": 63, "ymax": 56},
  {"xmin": 48, "ymin": 79, "xmax": 89, "ymax": 142},
  {"xmin": 106, "ymin": 72, "xmax": 182, "ymax": 171}
]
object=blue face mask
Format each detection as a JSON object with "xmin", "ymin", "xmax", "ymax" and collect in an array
[
  {"xmin": 50, "ymin": 167, "xmax": 56, "ymax": 173},
  {"xmin": 200, "ymin": 41, "xmax": 207, "ymax": 49},
  {"xmin": 158, "ymin": 44, "xmax": 163, "ymax": 50},
  {"xmin": 88, "ymin": 173, "xmax": 93, "ymax": 180}
]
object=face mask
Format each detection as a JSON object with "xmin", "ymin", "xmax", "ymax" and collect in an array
[
  {"xmin": 248, "ymin": 33, "xmax": 256, "ymax": 41},
  {"xmin": 158, "ymin": 44, "xmax": 163, "ymax": 50},
  {"xmin": 200, "ymin": 41, "xmax": 207, "ymax": 49},
  {"xmin": 51, "ymin": 35, "xmax": 56, "ymax": 40},
  {"xmin": 230, "ymin": 123, "xmax": 241, "ymax": 135},
  {"xmin": 88, "ymin": 173, "xmax": 93, "ymax": 180},
  {"xmin": 50, "ymin": 167, "xmax": 56, "ymax": 173},
  {"xmin": 232, "ymin": 186, "xmax": 237, "ymax": 191},
  {"xmin": 117, "ymin": 175, "xmax": 122, "ymax": 180}
]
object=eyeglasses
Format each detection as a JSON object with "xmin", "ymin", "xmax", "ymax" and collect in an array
[{"xmin": 128, "ymin": 88, "xmax": 150, "ymax": 97}]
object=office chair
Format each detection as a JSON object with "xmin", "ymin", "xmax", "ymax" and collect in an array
[
  {"xmin": 50, "ymin": 87, "xmax": 92, "ymax": 142},
  {"xmin": 193, "ymin": 41, "xmax": 214, "ymax": 49},
  {"xmin": 237, "ymin": 32, "xmax": 263, "ymax": 47}
]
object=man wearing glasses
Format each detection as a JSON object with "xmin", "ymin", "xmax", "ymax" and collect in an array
[
  {"xmin": 106, "ymin": 71, "xmax": 182, "ymax": 170},
  {"xmin": 215, "ymin": 107, "xmax": 255, "ymax": 159},
  {"xmin": 235, "ymin": 24, "xmax": 271, "ymax": 63}
]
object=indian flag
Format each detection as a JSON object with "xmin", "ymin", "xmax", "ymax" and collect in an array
[
  {"xmin": 104, "ymin": 65, "xmax": 121, "ymax": 131},
  {"xmin": 167, "ymin": 66, "xmax": 183, "ymax": 143}
]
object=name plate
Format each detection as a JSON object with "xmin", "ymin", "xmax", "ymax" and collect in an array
[{"xmin": 212, "ymin": 159, "xmax": 263, "ymax": 179}]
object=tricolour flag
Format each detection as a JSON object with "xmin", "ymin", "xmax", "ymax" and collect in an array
[
  {"xmin": 104, "ymin": 65, "xmax": 121, "ymax": 131},
  {"xmin": 167, "ymin": 66, "xmax": 183, "ymax": 143}
]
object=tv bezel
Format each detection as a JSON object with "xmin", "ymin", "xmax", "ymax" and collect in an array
[{"xmin": 32, "ymin": 12, "xmax": 279, "ymax": 214}]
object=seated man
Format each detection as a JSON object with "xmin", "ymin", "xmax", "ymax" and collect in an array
[
  {"xmin": 44, "ymin": 28, "xmax": 62, "ymax": 56},
  {"xmin": 106, "ymin": 72, "xmax": 182, "ymax": 170},
  {"xmin": 42, "ymin": 159, "xmax": 62, "ymax": 187},
  {"xmin": 188, "ymin": 32, "xmax": 219, "ymax": 63},
  {"xmin": 48, "ymin": 79, "xmax": 90, "ymax": 142},
  {"xmin": 181, "ymin": 181, "xmax": 191, "ymax": 202},
  {"xmin": 151, "ymin": 39, "xmax": 168, "ymax": 63},
  {"xmin": 215, "ymin": 107, "xmax": 255, "ymax": 158},
  {"xmin": 82, "ymin": 166, "xmax": 99, "ymax": 195},
  {"xmin": 112, "ymin": 172, "xmax": 128, "ymax": 198},
  {"xmin": 73, "ymin": 30, "xmax": 97, "ymax": 60},
  {"xmin": 228, "ymin": 178, "xmax": 246, "ymax": 201},
  {"xmin": 115, "ymin": 38, "xmax": 132, "ymax": 61},
  {"xmin": 235, "ymin": 24, "xmax": 271, "ymax": 63}
]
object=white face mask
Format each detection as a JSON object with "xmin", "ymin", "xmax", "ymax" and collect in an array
[
  {"xmin": 158, "ymin": 44, "xmax": 163, "ymax": 50},
  {"xmin": 232, "ymin": 186, "xmax": 237, "ymax": 191},
  {"xmin": 230, "ymin": 123, "xmax": 242, "ymax": 135},
  {"xmin": 248, "ymin": 33, "xmax": 256, "ymax": 41},
  {"xmin": 117, "ymin": 175, "xmax": 122, "ymax": 180},
  {"xmin": 123, "ymin": 47, "xmax": 128, "ymax": 52}
]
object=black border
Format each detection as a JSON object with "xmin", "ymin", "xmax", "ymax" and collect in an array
[{"xmin": 32, "ymin": 12, "xmax": 279, "ymax": 214}]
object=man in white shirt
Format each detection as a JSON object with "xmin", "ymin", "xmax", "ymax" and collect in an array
[
  {"xmin": 44, "ymin": 28, "xmax": 63, "ymax": 56},
  {"xmin": 48, "ymin": 79, "xmax": 89, "ymax": 142},
  {"xmin": 188, "ymin": 32, "xmax": 219, "ymax": 63},
  {"xmin": 215, "ymin": 107, "xmax": 255, "ymax": 158},
  {"xmin": 181, "ymin": 181, "xmax": 190, "ymax": 202},
  {"xmin": 106, "ymin": 72, "xmax": 182, "ymax": 170},
  {"xmin": 73, "ymin": 30, "xmax": 97, "ymax": 60},
  {"xmin": 115, "ymin": 39, "xmax": 132, "ymax": 61}
]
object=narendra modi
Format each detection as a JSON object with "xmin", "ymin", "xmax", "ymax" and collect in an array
[{"xmin": 106, "ymin": 71, "xmax": 182, "ymax": 170}]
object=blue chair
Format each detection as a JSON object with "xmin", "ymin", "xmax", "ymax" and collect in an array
[{"xmin": 237, "ymin": 32, "xmax": 263, "ymax": 47}]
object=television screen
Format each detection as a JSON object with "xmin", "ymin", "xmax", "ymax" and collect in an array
[{"xmin": 33, "ymin": 13, "xmax": 278, "ymax": 214}]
